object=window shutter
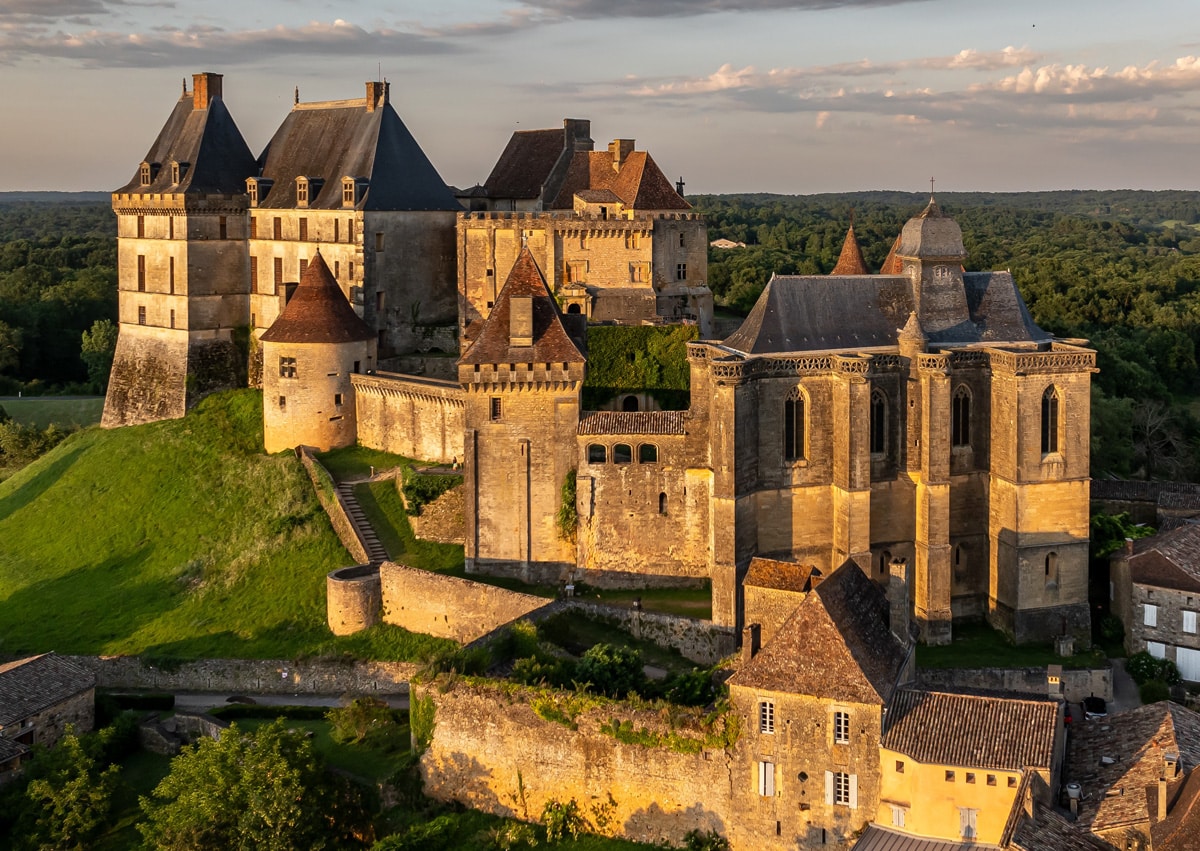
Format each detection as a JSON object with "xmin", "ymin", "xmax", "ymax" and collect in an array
[
  {"xmin": 849, "ymin": 774, "xmax": 858, "ymax": 809},
  {"xmin": 1146, "ymin": 604, "xmax": 1158, "ymax": 627},
  {"xmin": 1185, "ymin": 611, "xmax": 1197, "ymax": 634},
  {"xmin": 825, "ymin": 771, "xmax": 834, "ymax": 805}
]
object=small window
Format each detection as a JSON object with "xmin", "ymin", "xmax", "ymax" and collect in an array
[
  {"xmin": 758, "ymin": 761, "xmax": 775, "ymax": 797},
  {"xmin": 960, "ymin": 808, "xmax": 978, "ymax": 840},
  {"xmin": 171, "ymin": 161, "xmax": 180, "ymax": 184},
  {"xmin": 832, "ymin": 772, "xmax": 851, "ymax": 806},
  {"xmin": 349, "ymin": 261, "xmax": 355, "ymax": 280},
  {"xmin": 273, "ymin": 217, "xmax": 282, "ymax": 240},
  {"xmin": 987, "ymin": 774, "xmax": 997, "ymax": 786},
  {"xmin": 1045, "ymin": 551, "xmax": 1059, "ymax": 588},
  {"xmin": 638, "ymin": 444, "xmax": 658, "ymax": 463},
  {"xmin": 249, "ymin": 217, "xmax": 256, "ymax": 239},
  {"xmin": 490, "ymin": 397, "xmax": 502, "ymax": 421},
  {"xmin": 169, "ymin": 309, "xmax": 175, "ymax": 329},
  {"xmin": 248, "ymin": 181, "xmax": 259, "ymax": 207},
  {"xmin": 342, "ymin": 178, "xmax": 356, "ymax": 206},
  {"xmin": 169, "ymin": 257, "xmax": 175, "ymax": 293},
  {"xmin": 613, "ymin": 444, "xmax": 632, "ymax": 464},
  {"xmin": 139, "ymin": 163, "xmax": 152, "ymax": 185},
  {"xmin": 833, "ymin": 711, "xmax": 850, "ymax": 745},
  {"xmin": 334, "ymin": 393, "xmax": 343, "ymax": 407},
  {"xmin": 137, "ymin": 215, "xmax": 145, "ymax": 238},
  {"xmin": 952, "ymin": 385, "xmax": 971, "ymax": 447},
  {"xmin": 279, "ymin": 357, "xmax": 297, "ymax": 378},
  {"xmin": 880, "ymin": 550, "xmax": 892, "ymax": 576},
  {"xmin": 759, "ymin": 701, "xmax": 775, "ymax": 734},
  {"xmin": 679, "ymin": 231, "xmax": 686, "ymax": 248},
  {"xmin": 296, "ymin": 178, "xmax": 309, "ymax": 206},
  {"xmin": 784, "ymin": 387, "xmax": 805, "ymax": 461},
  {"xmin": 587, "ymin": 444, "xmax": 607, "ymax": 464},
  {"xmin": 891, "ymin": 805, "xmax": 906, "ymax": 828},
  {"xmin": 1008, "ymin": 776, "xmax": 1017, "ymax": 788},
  {"xmin": 169, "ymin": 216, "xmax": 174, "ymax": 239},
  {"xmin": 945, "ymin": 770, "xmax": 955, "ymax": 782},
  {"xmin": 376, "ymin": 291, "xmax": 384, "ymax": 312},
  {"xmin": 1148, "ymin": 641, "xmax": 1167, "ymax": 658},
  {"xmin": 658, "ymin": 492, "xmax": 667, "ymax": 515},
  {"xmin": 273, "ymin": 257, "xmax": 283, "ymax": 288},
  {"xmin": 278, "ymin": 396, "xmax": 286, "ymax": 409},
  {"xmin": 966, "ymin": 772, "xmax": 976, "ymax": 784},
  {"xmin": 137, "ymin": 255, "xmax": 146, "ymax": 291},
  {"xmin": 676, "ymin": 263, "xmax": 687, "ymax": 281},
  {"xmin": 375, "ymin": 232, "xmax": 384, "ymax": 252},
  {"xmin": 1041, "ymin": 386, "xmax": 1060, "ymax": 454},
  {"xmin": 630, "ymin": 263, "xmax": 646, "ymax": 283},
  {"xmin": 870, "ymin": 389, "xmax": 887, "ymax": 455},
  {"xmin": 895, "ymin": 761, "xmax": 904, "ymax": 774},
  {"xmin": 1145, "ymin": 603, "xmax": 1159, "ymax": 628},
  {"xmin": 299, "ymin": 259, "xmax": 308, "ymax": 279},
  {"xmin": 218, "ymin": 216, "xmax": 227, "ymax": 240},
  {"xmin": 137, "ymin": 305, "xmax": 147, "ymax": 326},
  {"xmin": 249, "ymin": 256, "xmax": 259, "ymax": 291},
  {"xmin": 299, "ymin": 218, "xmax": 308, "ymax": 242}
]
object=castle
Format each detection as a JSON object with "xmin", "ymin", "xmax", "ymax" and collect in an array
[{"xmin": 106, "ymin": 72, "xmax": 1096, "ymax": 645}]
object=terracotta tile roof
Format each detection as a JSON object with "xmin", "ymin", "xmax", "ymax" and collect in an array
[
  {"xmin": 852, "ymin": 825, "xmax": 981, "ymax": 850},
  {"xmin": 0, "ymin": 653, "xmax": 95, "ymax": 726},
  {"xmin": 459, "ymin": 248, "xmax": 585, "ymax": 365},
  {"xmin": 115, "ymin": 91, "xmax": 257, "ymax": 195},
  {"xmin": 728, "ymin": 561, "xmax": 910, "ymax": 705},
  {"xmin": 831, "ymin": 225, "xmax": 871, "ymax": 275},
  {"xmin": 1066, "ymin": 701, "xmax": 1200, "ymax": 834},
  {"xmin": 577, "ymin": 411, "xmax": 687, "ymax": 435},
  {"xmin": 259, "ymin": 252, "xmax": 374, "ymax": 344},
  {"xmin": 483, "ymin": 128, "xmax": 570, "ymax": 200},
  {"xmin": 1129, "ymin": 524, "xmax": 1200, "ymax": 593},
  {"xmin": 744, "ymin": 557, "xmax": 821, "ymax": 593},
  {"xmin": 882, "ymin": 689, "xmax": 1058, "ymax": 771},
  {"xmin": 256, "ymin": 96, "xmax": 459, "ymax": 211},
  {"xmin": 880, "ymin": 233, "xmax": 904, "ymax": 274},
  {"xmin": 548, "ymin": 150, "xmax": 690, "ymax": 211}
]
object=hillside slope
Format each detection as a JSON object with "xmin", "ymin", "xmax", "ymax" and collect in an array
[{"xmin": 0, "ymin": 390, "xmax": 448, "ymax": 660}]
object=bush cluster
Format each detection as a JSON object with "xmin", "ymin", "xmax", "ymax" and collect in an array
[{"xmin": 400, "ymin": 468, "xmax": 461, "ymax": 516}]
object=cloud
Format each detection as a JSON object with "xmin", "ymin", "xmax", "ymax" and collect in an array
[
  {"xmin": 0, "ymin": 0, "xmax": 171, "ymax": 22},
  {"xmin": 0, "ymin": 18, "xmax": 454, "ymax": 67},
  {"xmin": 513, "ymin": 0, "xmax": 933, "ymax": 19},
  {"xmin": 981, "ymin": 56, "xmax": 1200, "ymax": 100}
]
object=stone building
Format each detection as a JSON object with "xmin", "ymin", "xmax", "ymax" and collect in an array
[
  {"xmin": 0, "ymin": 653, "xmax": 96, "ymax": 783},
  {"xmin": 260, "ymin": 251, "xmax": 376, "ymax": 455},
  {"xmin": 1111, "ymin": 522, "xmax": 1200, "ymax": 681},
  {"xmin": 457, "ymin": 119, "xmax": 713, "ymax": 338}
]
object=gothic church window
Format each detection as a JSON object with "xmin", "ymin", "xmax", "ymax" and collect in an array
[
  {"xmin": 587, "ymin": 444, "xmax": 606, "ymax": 464},
  {"xmin": 870, "ymin": 390, "xmax": 888, "ymax": 456},
  {"xmin": 952, "ymin": 386, "xmax": 971, "ymax": 447},
  {"xmin": 784, "ymin": 387, "xmax": 806, "ymax": 462},
  {"xmin": 1041, "ymin": 386, "xmax": 1060, "ymax": 454}
]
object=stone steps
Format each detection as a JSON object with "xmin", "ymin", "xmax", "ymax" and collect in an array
[{"xmin": 336, "ymin": 482, "xmax": 390, "ymax": 564}]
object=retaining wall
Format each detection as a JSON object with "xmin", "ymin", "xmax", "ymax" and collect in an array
[
  {"xmin": 559, "ymin": 600, "xmax": 736, "ymax": 666},
  {"xmin": 916, "ymin": 664, "xmax": 1112, "ymax": 703},
  {"xmin": 67, "ymin": 655, "xmax": 416, "ymax": 695},
  {"xmin": 297, "ymin": 447, "xmax": 369, "ymax": 564}
]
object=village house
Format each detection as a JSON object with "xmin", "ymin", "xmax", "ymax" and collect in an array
[{"xmin": 0, "ymin": 653, "xmax": 96, "ymax": 783}]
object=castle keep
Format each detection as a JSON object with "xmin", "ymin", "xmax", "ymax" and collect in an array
[{"xmin": 107, "ymin": 73, "xmax": 1095, "ymax": 645}]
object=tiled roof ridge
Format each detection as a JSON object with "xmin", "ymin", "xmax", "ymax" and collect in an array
[{"xmin": 577, "ymin": 410, "xmax": 687, "ymax": 435}]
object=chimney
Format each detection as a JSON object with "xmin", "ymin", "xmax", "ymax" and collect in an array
[
  {"xmin": 741, "ymin": 623, "xmax": 761, "ymax": 665},
  {"xmin": 608, "ymin": 139, "xmax": 635, "ymax": 171},
  {"xmin": 888, "ymin": 557, "xmax": 910, "ymax": 642},
  {"xmin": 192, "ymin": 72, "xmax": 223, "ymax": 110},
  {"xmin": 563, "ymin": 118, "xmax": 593, "ymax": 153},
  {"xmin": 366, "ymin": 81, "xmax": 389, "ymax": 112},
  {"xmin": 510, "ymin": 295, "xmax": 533, "ymax": 347},
  {"xmin": 1065, "ymin": 782, "xmax": 1082, "ymax": 819},
  {"xmin": 1158, "ymin": 775, "xmax": 1167, "ymax": 821},
  {"xmin": 1125, "ymin": 538, "xmax": 1134, "ymax": 556}
]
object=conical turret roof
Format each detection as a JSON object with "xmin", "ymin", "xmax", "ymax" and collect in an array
[
  {"xmin": 260, "ymin": 252, "xmax": 374, "ymax": 344},
  {"xmin": 830, "ymin": 224, "xmax": 870, "ymax": 275}
]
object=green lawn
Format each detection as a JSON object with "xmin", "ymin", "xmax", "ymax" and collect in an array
[
  {"xmin": 317, "ymin": 445, "xmax": 410, "ymax": 482},
  {"xmin": 0, "ymin": 396, "xmax": 105, "ymax": 428},
  {"xmin": 0, "ymin": 389, "xmax": 451, "ymax": 662},
  {"xmin": 916, "ymin": 622, "xmax": 1107, "ymax": 670},
  {"xmin": 355, "ymin": 479, "xmax": 466, "ymax": 573},
  {"xmin": 232, "ymin": 715, "xmax": 410, "ymax": 783}
]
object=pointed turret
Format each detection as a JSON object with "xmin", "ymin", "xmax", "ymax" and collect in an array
[
  {"xmin": 830, "ymin": 223, "xmax": 870, "ymax": 276},
  {"xmin": 261, "ymin": 252, "xmax": 373, "ymax": 344}
]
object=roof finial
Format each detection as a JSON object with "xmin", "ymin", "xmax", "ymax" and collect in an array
[
  {"xmin": 930, "ymin": 176, "xmax": 936, "ymax": 201},
  {"xmin": 182, "ymin": 77, "xmax": 188, "ymax": 95},
  {"xmin": 294, "ymin": 86, "xmax": 300, "ymax": 105},
  {"xmin": 849, "ymin": 208, "xmax": 856, "ymax": 228}
]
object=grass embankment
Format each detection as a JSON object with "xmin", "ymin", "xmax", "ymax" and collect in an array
[
  {"xmin": 916, "ymin": 622, "xmax": 1107, "ymax": 670},
  {"xmin": 0, "ymin": 396, "xmax": 104, "ymax": 428},
  {"xmin": 0, "ymin": 389, "xmax": 452, "ymax": 661}
]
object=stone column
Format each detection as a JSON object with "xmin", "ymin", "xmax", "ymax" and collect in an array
[
  {"xmin": 914, "ymin": 354, "xmax": 952, "ymax": 645},
  {"xmin": 832, "ymin": 356, "xmax": 873, "ymax": 572}
]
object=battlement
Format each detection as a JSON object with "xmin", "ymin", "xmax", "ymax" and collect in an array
[{"xmin": 458, "ymin": 210, "xmax": 703, "ymax": 224}]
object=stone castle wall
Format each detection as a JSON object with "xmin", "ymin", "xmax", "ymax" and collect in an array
[
  {"xmin": 559, "ymin": 599, "xmax": 737, "ymax": 665},
  {"xmin": 353, "ymin": 372, "xmax": 465, "ymax": 464},
  {"xmin": 327, "ymin": 564, "xmax": 382, "ymax": 636},
  {"xmin": 916, "ymin": 665, "xmax": 1112, "ymax": 704},
  {"xmin": 296, "ymin": 447, "xmax": 369, "ymax": 564},
  {"xmin": 380, "ymin": 561, "xmax": 549, "ymax": 643},
  {"xmin": 417, "ymin": 680, "xmax": 734, "ymax": 847}
]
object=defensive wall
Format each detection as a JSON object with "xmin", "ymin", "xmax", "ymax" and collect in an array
[
  {"xmin": 916, "ymin": 664, "xmax": 1112, "ymax": 704},
  {"xmin": 554, "ymin": 599, "xmax": 736, "ymax": 666},
  {"xmin": 327, "ymin": 564, "xmax": 383, "ymax": 636},
  {"xmin": 416, "ymin": 678, "xmax": 735, "ymax": 848},
  {"xmin": 296, "ymin": 446, "xmax": 369, "ymax": 564},
  {"xmin": 352, "ymin": 371, "xmax": 465, "ymax": 465},
  {"xmin": 66, "ymin": 655, "xmax": 416, "ymax": 695}
]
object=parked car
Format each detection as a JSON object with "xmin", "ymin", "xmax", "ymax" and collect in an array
[{"xmin": 1084, "ymin": 696, "xmax": 1107, "ymax": 719}]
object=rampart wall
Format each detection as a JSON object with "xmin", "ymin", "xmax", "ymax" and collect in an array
[
  {"xmin": 353, "ymin": 371, "xmax": 465, "ymax": 464},
  {"xmin": 417, "ymin": 679, "xmax": 734, "ymax": 848},
  {"xmin": 296, "ymin": 446, "xmax": 369, "ymax": 564},
  {"xmin": 66, "ymin": 655, "xmax": 415, "ymax": 695},
  {"xmin": 557, "ymin": 600, "xmax": 736, "ymax": 666},
  {"xmin": 327, "ymin": 564, "xmax": 382, "ymax": 635}
]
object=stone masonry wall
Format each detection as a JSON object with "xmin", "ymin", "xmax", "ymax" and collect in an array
[
  {"xmin": 297, "ymin": 446, "xmax": 369, "ymax": 564},
  {"xmin": 380, "ymin": 561, "xmax": 549, "ymax": 643},
  {"xmin": 66, "ymin": 655, "xmax": 415, "ymax": 695},
  {"xmin": 418, "ymin": 680, "xmax": 734, "ymax": 848},
  {"xmin": 327, "ymin": 564, "xmax": 382, "ymax": 636},
  {"xmin": 408, "ymin": 484, "xmax": 466, "ymax": 545},
  {"xmin": 559, "ymin": 600, "xmax": 736, "ymax": 666},
  {"xmin": 916, "ymin": 665, "xmax": 1112, "ymax": 704},
  {"xmin": 353, "ymin": 371, "xmax": 465, "ymax": 464}
]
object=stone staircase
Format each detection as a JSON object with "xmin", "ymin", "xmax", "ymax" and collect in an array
[{"xmin": 336, "ymin": 481, "xmax": 390, "ymax": 564}]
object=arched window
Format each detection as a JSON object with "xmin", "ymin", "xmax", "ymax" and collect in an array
[
  {"xmin": 613, "ymin": 444, "xmax": 632, "ymax": 464},
  {"xmin": 784, "ymin": 386, "xmax": 806, "ymax": 462},
  {"xmin": 1045, "ymin": 552, "xmax": 1059, "ymax": 588},
  {"xmin": 870, "ymin": 390, "xmax": 887, "ymax": 456},
  {"xmin": 587, "ymin": 444, "xmax": 607, "ymax": 464},
  {"xmin": 638, "ymin": 444, "xmax": 658, "ymax": 463},
  {"xmin": 659, "ymin": 492, "xmax": 667, "ymax": 515},
  {"xmin": 623, "ymin": 395, "xmax": 639, "ymax": 412},
  {"xmin": 952, "ymin": 386, "xmax": 971, "ymax": 448},
  {"xmin": 567, "ymin": 304, "xmax": 582, "ymax": 314},
  {"xmin": 1041, "ymin": 386, "xmax": 1060, "ymax": 454}
]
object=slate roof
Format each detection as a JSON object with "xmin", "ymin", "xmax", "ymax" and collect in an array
[
  {"xmin": 744, "ymin": 557, "xmax": 821, "ymax": 593},
  {"xmin": 484, "ymin": 128, "xmax": 571, "ymax": 200},
  {"xmin": 831, "ymin": 225, "xmax": 871, "ymax": 275},
  {"xmin": 852, "ymin": 826, "xmax": 987, "ymax": 851},
  {"xmin": 728, "ymin": 561, "xmax": 909, "ymax": 704},
  {"xmin": 548, "ymin": 150, "xmax": 690, "ymax": 211},
  {"xmin": 721, "ymin": 270, "xmax": 1048, "ymax": 355},
  {"xmin": 882, "ymin": 689, "xmax": 1058, "ymax": 771},
  {"xmin": 0, "ymin": 736, "xmax": 27, "ymax": 763},
  {"xmin": 1151, "ymin": 763, "xmax": 1200, "ymax": 850},
  {"xmin": 459, "ymin": 248, "xmax": 585, "ymax": 366},
  {"xmin": 896, "ymin": 198, "xmax": 966, "ymax": 259},
  {"xmin": 1128, "ymin": 524, "xmax": 1200, "ymax": 593},
  {"xmin": 1066, "ymin": 701, "xmax": 1200, "ymax": 833},
  {"xmin": 1006, "ymin": 800, "xmax": 1114, "ymax": 851},
  {"xmin": 260, "ymin": 252, "xmax": 374, "ymax": 344},
  {"xmin": 577, "ymin": 411, "xmax": 687, "ymax": 435},
  {"xmin": 255, "ymin": 97, "xmax": 459, "ymax": 211},
  {"xmin": 0, "ymin": 653, "xmax": 95, "ymax": 726},
  {"xmin": 115, "ymin": 91, "xmax": 257, "ymax": 195}
]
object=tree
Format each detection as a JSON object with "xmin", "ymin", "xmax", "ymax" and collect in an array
[
  {"xmin": 139, "ymin": 720, "xmax": 369, "ymax": 850},
  {"xmin": 8, "ymin": 730, "xmax": 120, "ymax": 851},
  {"xmin": 79, "ymin": 318, "xmax": 117, "ymax": 393},
  {"xmin": 0, "ymin": 319, "xmax": 22, "ymax": 375},
  {"xmin": 327, "ymin": 696, "xmax": 395, "ymax": 745}
]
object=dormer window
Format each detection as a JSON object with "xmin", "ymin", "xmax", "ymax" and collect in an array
[
  {"xmin": 170, "ymin": 161, "xmax": 188, "ymax": 184},
  {"xmin": 342, "ymin": 177, "xmax": 358, "ymax": 207},
  {"xmin": 246, "ymin": 177, "xmax": 273, "ymax": 208},
  {"xmin": 296, "ymin": 177, "xmax": 310, "ymax": 207},
  {"xmin": 247, "ymin": 179, "xmax": 258, "ymax": 207},
  {"xmin": 139, "ymin": 162, "xmax": 160, "ymax": 186}
]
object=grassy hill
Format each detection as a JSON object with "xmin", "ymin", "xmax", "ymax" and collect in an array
[{"xmin": 0, "ymin": 390, "xmax": 452, "ymax": 661}]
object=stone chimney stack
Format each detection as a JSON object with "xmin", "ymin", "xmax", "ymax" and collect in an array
[
  {"xmin": 192, "ymin": 72, "xmax": 223, "ymax": 110},
  {"xmin": 741, "ymin": 623, "xmax": 761, "ymax": 665},
  {"xmin": 1159, "ymin": 774, "xmax": 1168, "ymax": 821},
  {"xmin": 564, "ymin": 118, "xmax": 594, "ymax": 152},
  {"xmin": 609, "ymin": 139, "xmax": 635, "ymax": 171},
  {"xmin": 510, "ymin": 295, "xmax": 533, "ymax": 347},
  {"xmin": 1125, "ymin": 538, "xmax": 1134, "ymax": 555},
  {"xmin": 888, "ymin": 557, "xmax": 911, "ymax": 642},
  {"xmin": 366, "ymin": 81, "xmax": 389, "ymax": 112}
]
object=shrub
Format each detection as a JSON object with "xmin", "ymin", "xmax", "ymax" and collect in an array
[
  {"xmin": 373, "ymin": 814, "xmax": 458, "ymax": 850},
  {"xmin": 685, "ymin": 828, "xmax": 731, "ymax": 851},
  {"xmin": 1127, "ymin": 651, "xmax": 1181, "ymax": 686},
  {"xmin": 327, "ymin": 696, "xmax": 396, "ymax": 744},
  {"xmin": 1141, "ymin": 679, "xmax": 1171, "ymax": 704},
  {"xmin": 541, "ymin": 797, "xmax": 590, "ymax": 843},
  {"xmin": 1099, "ymin": 613, "xmax": 1125, "ymax": 644},
  {"xmin": 576, "ymin": 643, "xmax": 645, "ymax": 698},
  {"xmin": 401, "ymin": 469, "xmax": 461, "ymax": 516},
  {"xmin": 556, "ymin": 470, "xmax": 577, "ymax": 543}
]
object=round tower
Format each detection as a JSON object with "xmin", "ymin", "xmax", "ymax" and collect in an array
[{"xmin": 260, "ymin": 250, "xmax": 376, "ymax": 454}]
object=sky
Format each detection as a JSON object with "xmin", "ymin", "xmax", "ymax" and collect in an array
[{"xmin": 2, "ymin": 0, "xmax": 1199, "ymax": 194}]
